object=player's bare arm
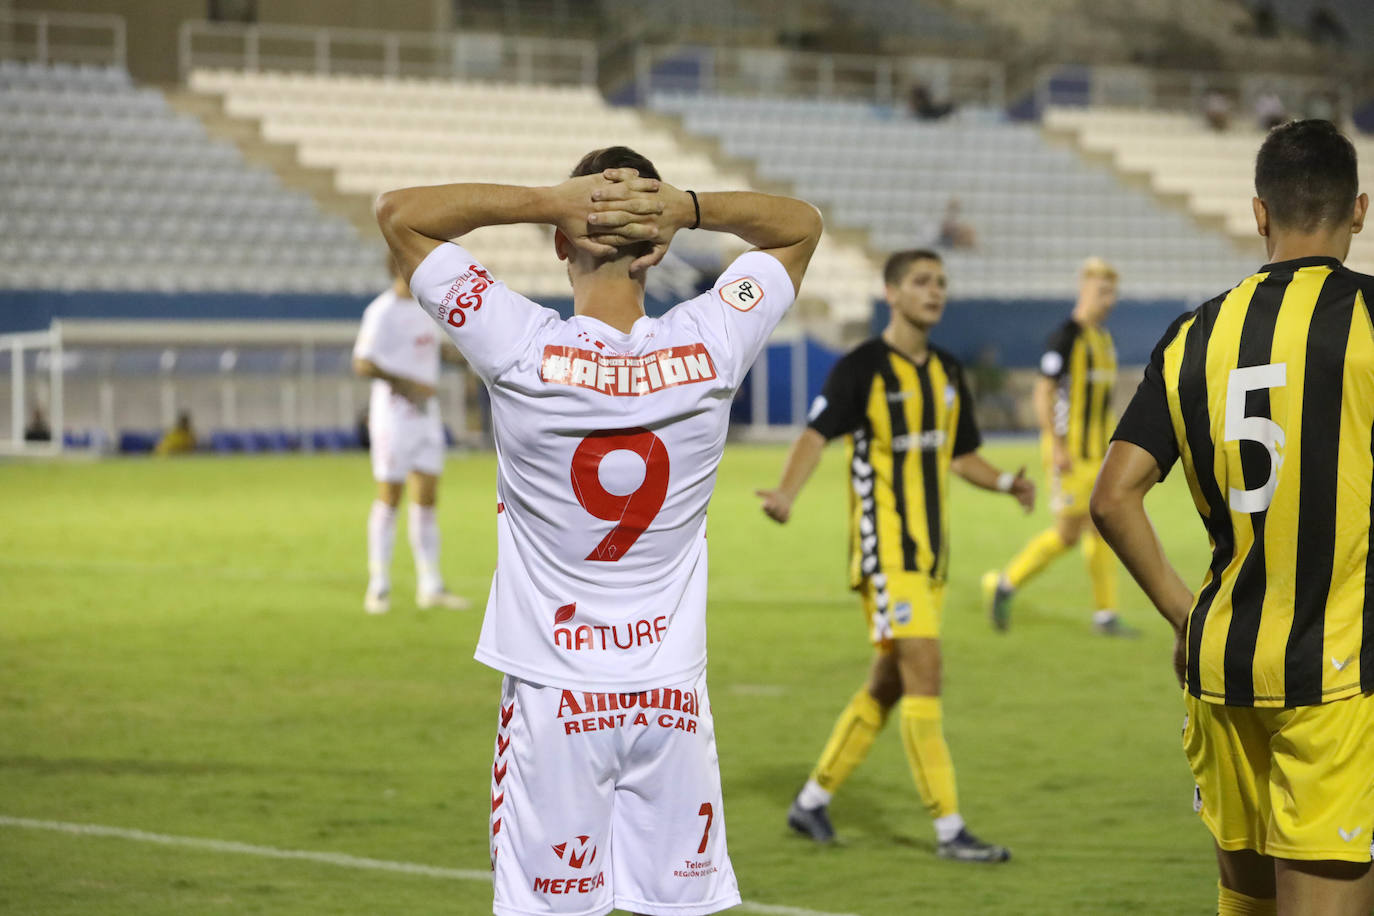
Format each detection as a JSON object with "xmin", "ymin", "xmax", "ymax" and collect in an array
[
  {"xmin": 1032, "ymin": 377, "xmax": 1071, "ymax": 473},
  {"xmin": 352, "ymin": 356, "xmax": 435, "ymax": 408},
  {"xmin": 375, "ymin": 169, "xmax": 664, "ymax": 282},
  {"xmin": 623, "ymin": 185, "xmax": 823, "ymax": 293},
  {"xmin": 950, "ymin": 453, "xmax": 1035, "ymax": 513},
  {"xmin": 756, "ymin": 427, "xmax": 826, "ymax": 524},
  {"xmin": 1091, "ymin": 441, "xmax": 1194, "ymax": 678}
]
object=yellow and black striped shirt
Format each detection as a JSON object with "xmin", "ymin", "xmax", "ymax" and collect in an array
[
  {"xmin": 1115, "ymin": 256, "xmax": 1374, "ymax": 707},
  {"xmin": 1042, "ymin": 319, "xmax": 1118, "ymax": 462},
  {"xmin": 808, "ymin": 339, "xmax": 981, "ymax": 589}
]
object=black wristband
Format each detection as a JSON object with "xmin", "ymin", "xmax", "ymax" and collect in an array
[{"xmin": 687, "ymin": 189, "xmax": 700, "ymax": 230}]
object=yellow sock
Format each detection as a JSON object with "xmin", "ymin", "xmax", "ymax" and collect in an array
[
  {"xmin": 1082, "ymin": 532, "xmax": 1118, "ymax": 611},
  {"xmin": 897, "ymin": 696, "xmax": 959, "ymax": 819},
  {"xmin": 1217, "ymin": 882, "xmax": 1277, "ymax": 915},
  {"xmin": 811, "ymin": 690, "xmax": 888, "ymax": 794},
  {"xmin": 1004, "ymin": 528, "xmax": 1071, "ymax": 589}
]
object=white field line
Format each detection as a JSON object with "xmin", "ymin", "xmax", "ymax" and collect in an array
[{"xmin": 0, "ymin": 816, "xmax": 861, "ymax": 916}]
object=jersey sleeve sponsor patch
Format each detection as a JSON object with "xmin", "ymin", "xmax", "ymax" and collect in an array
[
  {"xmin": 718, "ymin": 276, "xmax": 764, "ymax": 312},
  {"xmin": 434, "ymin": 263, "xmax": 494, "ymax": 329}
]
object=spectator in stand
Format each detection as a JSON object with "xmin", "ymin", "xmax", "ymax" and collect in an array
[
  {"xmin": 1202, "ymin": 88, "xmax": 1232, "ymax": 131},
  {"xmin": 1255, "ymin": 91, "xmax": 1286, "ymax": 130},
  {"xmin": 909, "ymin": 83, "xmax": 954, "ymax": 121},
  {"xmin": 155, "ymin": 410, "xmax": 196, "ymax": 456},
  {"xmin": 937, "ymin": 198, "xmax": 977, "ymax": 250}
]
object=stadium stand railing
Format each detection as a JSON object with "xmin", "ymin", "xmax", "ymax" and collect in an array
[
  {"xmin": 630, "ymin": 43, "xmax": 1006, "ymax": 109},
  {"xmin": 1030, "ymin": 63, "xmax": 1351, "ymax": 119},
  {"xmin": 177, "ymin": 19, "xmax": 597, "ymax": 86},
  {"xmin": 0, "ymin": 9, "xmax": 126, "ymax": 69}
]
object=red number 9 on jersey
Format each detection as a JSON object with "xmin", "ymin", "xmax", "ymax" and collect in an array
[{"xmin": 570, "ymin": 428, "xmax": 670, "ymax": 562}]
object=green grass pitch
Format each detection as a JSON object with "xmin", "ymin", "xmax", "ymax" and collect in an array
[{"xmin": 0, "ymin": 442, "xmax": 1218, "ymax": 915}]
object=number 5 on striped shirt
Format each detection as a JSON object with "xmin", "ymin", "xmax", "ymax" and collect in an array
[{"xmin": 1224, "ymin": 363, "xmax": 1287, "ymax": 514}]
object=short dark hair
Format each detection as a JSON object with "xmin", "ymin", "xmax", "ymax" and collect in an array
[
  {"xmin": 569, "ymin": 147, "xmax": 660, "ymax": 262},
  {"xmin": 883, "ymin": 249, "xmax": 942, "ymax": 286},
  {"xmin": 570, "ymin": 146, "xmax": 660, "ymax": 181},
  {"xmin": 1254, "ymin": 119, "xmax": 1359, "ymax": 231}
]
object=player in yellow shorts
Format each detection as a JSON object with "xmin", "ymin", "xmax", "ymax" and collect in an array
[
  {"xmin": 757, "ymin": 249, "xmax": 1034, "ymax": 862},
  {"xmin": 1093, "ymin": 120, "xmax": 1374, "ymax": 915},
  {"xmin": 983, "ymin": 257, "xmax": 1127, "ymax": 634}
]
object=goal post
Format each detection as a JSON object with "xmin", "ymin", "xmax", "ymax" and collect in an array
[{"xmin": 0, "ymin": 327, "xmax": 64, "ymax": 458}]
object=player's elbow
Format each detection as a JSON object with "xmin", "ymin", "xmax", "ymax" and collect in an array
[
  {"xmin": 352, "ymin": 357, "xmax": 376, "ymax": 379},
  {"xmin": 1088, "ymin": 481, "xmax": 1127, "ymax": 533},
  {"xmin": 373, "ymin": 190, "xmax": 406, "ymax": 234},
  {"xmin": 799, "ymin": 202, "xmax": 824, "ymax": 244}
]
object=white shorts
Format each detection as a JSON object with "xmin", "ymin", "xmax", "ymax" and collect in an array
[
  {"xmin": 369, "ymin": 396, "xmax": 444, "ymax": 483},
  {"xmin": 489, "ymin": 670, "xmax": 740, "ymax": 916}
]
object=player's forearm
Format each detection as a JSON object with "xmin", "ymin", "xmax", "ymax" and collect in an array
[
  {"xmin": 1090, "ymin": 491, "xmax": 1192, "ymax": 631},
  {"xmin": 950, "ymin": 452, "xmax": 1003, "ymax": 492},
  {"xmin": 688, "ymin": 191, "xmax": 823, "ymax": 252},
  {"xmin": 1032, "ymin": 379, "xmax": 1062, "ymax": 444},
  {"xmin": 377, "ymin": 183, "xmax": 555, "ymax": 246},
  {"xmin": 354, "ymin": 358, "xmax": 414, "ymax": 391},
  {"xmin": 776, "ymin": 428, "xmax": 827, "ymax": 501},
  {"xmin": 353, "ymin": 357, "xmax": 392, "ymax": 382}
]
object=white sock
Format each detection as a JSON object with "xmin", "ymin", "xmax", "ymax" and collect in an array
[
  {"xmin": 934, "ymin": 812, "xmax": 965, "ymax": 843},
  {"xmin": 409, "ymin": 503, "xmax": 444, "ymax": 595},
  {"xmin": 797, "ymin": 778, "xmax": 832, "ymax": 810},
  {"xmin": 1093, "ymin": 609, "xmax": 1119, "ymax": 626},
  {"xmin": 997, "ymin": 574, "xmax": 1013, "ymax": 593},
  {"xmin": 367, "ymin": 500, "xmax": 397, "ymax": 594}
]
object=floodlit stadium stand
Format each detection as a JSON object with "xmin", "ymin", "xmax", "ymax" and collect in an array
[
  {"xmin": 188, "ymin": 69, "xmax": 882, "ymax": 322},
  {"xmin": 653, "ymin": 93, "xmax": 1257, "ymax": 299},
  {"xmin": 1045, "ymin": 107, "xmax": 1374, "ymax": 275},
  {"xmin": 0, "ymin": 59, "xmax": 385, "ymax": 294}
]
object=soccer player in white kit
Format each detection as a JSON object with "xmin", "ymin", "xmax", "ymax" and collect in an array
[
  {"xmin": 352, "ymin": 262, "xmax": 471, "ymax": 614},
  {"xmin": 376, "ymin": 146, "xmax": 822, "ymax": 916}
]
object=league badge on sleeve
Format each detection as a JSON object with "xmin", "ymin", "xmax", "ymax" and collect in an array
[{"xmin": 719, "ymin": 277, "xmax": 763, "ymax": 312}]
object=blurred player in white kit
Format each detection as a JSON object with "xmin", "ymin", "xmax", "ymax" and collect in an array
[
  {"xmin": 377, "ymin": 147, "xmax": 821, "ymax": 916},
  {"xmin": 352, "ymin": 260, "xmax": 471, "ymax": 614}
]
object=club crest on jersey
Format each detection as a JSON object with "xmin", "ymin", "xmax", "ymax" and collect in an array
[
  {"xmin": 719, "ymin": 276, "xmax": 763, "ymax": 312},
  {"xmin": 540, "ymin": 343, "xmax": 717, "ymax": 396}
]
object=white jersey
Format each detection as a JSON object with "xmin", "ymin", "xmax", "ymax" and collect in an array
[
  {"xmin": 353, "ymin": 288, "xmax": 443, "ymax": 420},
  {"xmin": 411, "ymin": 243, "xmax": 795, "ymax": 691}
]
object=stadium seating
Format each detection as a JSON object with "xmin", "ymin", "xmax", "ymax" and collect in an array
[
  {"xmin": 0, "ymin": 60, "xmax": 384, "ymax": 294},
  {"xmin": 188, "ymin": 69, "xmax": 882, "ymax": 321},
  {"xmin": 1045, "ymin": 106, "xmax": 1374, "ymax": 275},
  {"xmin": 653, "ymin": 93, "xmax": 1258, "ymax": 299}
]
